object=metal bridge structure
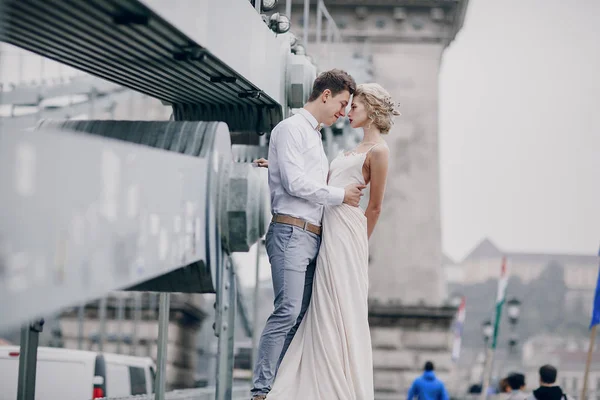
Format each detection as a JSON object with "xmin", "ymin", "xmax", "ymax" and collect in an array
[{"xmin": 0, "ymin": 0, "xmax": 344, "ymax": 399}]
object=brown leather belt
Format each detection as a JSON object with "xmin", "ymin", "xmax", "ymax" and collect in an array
[{"xmin": 272, "ymin": 214, "xmax": 322, "ymax": 236}]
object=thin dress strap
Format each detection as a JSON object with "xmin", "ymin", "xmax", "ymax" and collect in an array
[{"xmin": 366, "ymin": 142, "xmax": 382, "ymax": 154}]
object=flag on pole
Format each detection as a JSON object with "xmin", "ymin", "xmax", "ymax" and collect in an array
[
  {"xmin": 492, "ymin": 256, "xmax": 508, "ymax": 349},
  {"xmin": 479, "ymin": 256, "xmax": 509, "ymax": 400},
  {"xmin": 452, "ymin": 296, "xmax": 466, "ymax": 362},
  {"xmin": 588, "ymin": 247, "xmax": 600, "ymax": 329}
]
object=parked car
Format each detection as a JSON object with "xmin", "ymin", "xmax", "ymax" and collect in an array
[{"xmin": 0, "ymin": 346, "xmax": 156, "ymax": 399}]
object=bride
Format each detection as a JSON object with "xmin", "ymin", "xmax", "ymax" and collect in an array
[{"xmin": 256, "ymin": 83, "xmax": 400, "ymax": 400}]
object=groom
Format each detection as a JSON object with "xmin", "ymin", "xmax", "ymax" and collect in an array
[{"xmin": 251, "ymin": 69, "xmax": 365, "ymax": 400}]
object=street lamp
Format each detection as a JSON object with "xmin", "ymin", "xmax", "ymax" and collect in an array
[
  {"xmin": 482, "ymin": 320, "xmax": 493, "ymax": 345},
  {"xmin": 506, "ymin": 297, "xmax": 521, "ymax": 357},
  {"xmin": 506, "ymin": 297, "xmax": 521, "ymax": 325},
  {"xmin": 508, "ymin": 333, "xmax": 519, "ymax": 353}
]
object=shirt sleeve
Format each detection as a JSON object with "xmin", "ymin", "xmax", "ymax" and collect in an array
[{"xmin": 274, "ymin": 124, "xmax": 345, "ymax": 206}]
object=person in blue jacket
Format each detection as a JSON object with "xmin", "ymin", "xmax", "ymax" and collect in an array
[{"xmin": 407, "ymin": 361, "xmax": 450, "ymax": 400}]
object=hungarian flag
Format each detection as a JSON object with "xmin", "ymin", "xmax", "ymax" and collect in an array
[
  {"xmin": 451, "ymin": 296, "xmax": 466, "ymax": 361},
  {"xmin": 492, "ymin": 256, "xmax": 508, "ymax": 349}
]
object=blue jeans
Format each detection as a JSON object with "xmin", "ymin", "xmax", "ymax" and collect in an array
[{"xmin": 251, "ymin": 222, "xmax": 321, "ymax": 396}]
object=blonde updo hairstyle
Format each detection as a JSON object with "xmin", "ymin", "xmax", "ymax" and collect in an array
[{"xmin": 353, "ymin": 83, "xmax": 401, "ymax": 134}]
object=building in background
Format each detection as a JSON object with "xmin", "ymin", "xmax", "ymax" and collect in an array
[
  {"xmin": 446, "ymin": 238, "xmax": 598, "ymax": 316},
  {"xmin": 444, "ymin": 238, "xmax": 598, "ymax": 394}
]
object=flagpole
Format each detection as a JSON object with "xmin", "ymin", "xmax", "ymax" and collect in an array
[
  {"xmin": 480, "ymin": 256, "xmax": 508, "ymax": 400},
  {"xmin": 581, "ymin": 325, "xmax": 597, "ymax": 400},
  {"xmin": 583, "ymin": 247, "xmax": 600, "ymax": 400},
  {"xmin": 451, "ymin": 297, "xmax": 467, "ymax": 396}
]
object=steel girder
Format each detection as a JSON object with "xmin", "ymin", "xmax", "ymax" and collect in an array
[
  {"xmin": 0, "ymin": 0, "xmax": 284, "ymax": 133},
  {"xmin": 0, "ymin": 120, "xmax": 269, "ymax": 332}
]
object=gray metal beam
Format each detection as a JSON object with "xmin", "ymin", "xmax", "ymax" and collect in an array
[
  {"xmin": 0, "ymin": 126, "xmax": 210, "ymax": 332},
  {"xmin": 140, "ymin": 0, "xmax": 286, "ymax": 106},
  {"xmin": 0, "ymin": 0, "xmax": 285, "ymax": 133}
]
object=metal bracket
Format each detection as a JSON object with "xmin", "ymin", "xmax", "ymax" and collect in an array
[
  {"xmin": 238, "ymin": 90, "xmax": 261, "ymax": 99},
  {"xmin": 172, "ymin": 46, "xmax": 208, "ymax": 62}
]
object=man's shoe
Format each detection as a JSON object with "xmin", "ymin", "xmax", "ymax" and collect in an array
[{"xmin": 251, "ymin": 395, "xmax": 267, "ymax": 400}]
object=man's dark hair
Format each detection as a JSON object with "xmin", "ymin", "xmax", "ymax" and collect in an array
[
  {"xmin": 507, "ymin": 373, "xmax": 526, "ymax": 390},
  {"xmin": 307, "ymin": 69, "xmax": 356, "ymax": 102},
  {"xmin": 539, "ymin": 365, "xmax": 557, "ymax": 384},
  {"xmin": 424, "ymin": 361, "xmax": 434, "ymax": 371}
]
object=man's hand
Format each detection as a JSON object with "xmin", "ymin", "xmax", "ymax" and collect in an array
[
  {"xmin": 343, "ymin": 183, "xmax": 366, "ymax": 207},
  {"xmin": 253, "ymin": 158, "xmax": 269, "ymax": 168}
]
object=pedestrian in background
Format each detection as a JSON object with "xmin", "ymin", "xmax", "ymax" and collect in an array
[
  {"xmin": 506, "ymin": 373, "xmax": 529, "ymax": 400},
  {"xmin": 528, "ymin": 365, "xmax": 572, "ymax": 400},
  {"xmin": 407, "ymin": 361, "xmax": 450, "ymax": 400}
]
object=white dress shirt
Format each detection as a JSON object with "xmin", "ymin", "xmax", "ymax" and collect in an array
[{"xmin": 268, "ymin": 108, "xmax": 345, "ymax": 226}]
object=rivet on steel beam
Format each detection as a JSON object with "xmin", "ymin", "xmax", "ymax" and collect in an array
[
  {"xmin": 113, "ymin": 12, "xmax": 149, "ymax": 25},
  {"xmin": 210, "ymin": 76, "xmax": 237, "ymax": 84}
]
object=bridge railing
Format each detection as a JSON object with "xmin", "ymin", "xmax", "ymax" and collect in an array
[{"xmin": 97, "ymin": 386, "xmax": 249, "ymax": 400}]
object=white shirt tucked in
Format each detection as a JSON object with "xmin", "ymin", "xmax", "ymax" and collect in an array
[{"xmin": 268, "ymin": 108, "xmax": 345, "ymax": 226}]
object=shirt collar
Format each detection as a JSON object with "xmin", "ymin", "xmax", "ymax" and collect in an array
[{"xmin": 297, "ymin": 108, "xmax": 321, "ymax": 132}]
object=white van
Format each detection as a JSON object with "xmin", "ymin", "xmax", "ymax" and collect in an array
[{"xmin": 0, "ymin": 346, "xmax": 156, "ymax": 400}]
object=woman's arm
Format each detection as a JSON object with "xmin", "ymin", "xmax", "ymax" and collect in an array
[{"xmin": 365, "ymin": 145, "xmax": 389, "ymax": 239}]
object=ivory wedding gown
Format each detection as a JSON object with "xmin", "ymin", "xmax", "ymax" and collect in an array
[{"xmin": 268, "ymin": 146, "xmax": 377, "ymax": 400}]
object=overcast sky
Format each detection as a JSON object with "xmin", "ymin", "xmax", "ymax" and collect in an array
[{"xmin": 439, "ymin": 0, "xmax": 600, "ymax": 261}]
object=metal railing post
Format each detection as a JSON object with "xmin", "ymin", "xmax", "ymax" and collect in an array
[
  {"xmin": 77, "ymin": 303, "xmax": 85, "ymax": 350},
  {"xmin": 303, "ymin": 0, "xmax": 310, "ymax": 48},
  {"xmin": 17, "ymin": 319, "xmax": 44, "ymax": 400},
  {"xmin": 251, "ymin": 242, "xmax": 262, "ymax": 370},
  {"xmin": 116, "ymin": 294, "xmax": 125, "ymax": 354},
  {"xmin": 286, "ymin": 0, "xmax": 292, "ymax": 20},
  {"xmin": 155, "ymin": 293, "xmax": 170, "ymax": 400},
  {"xmin": 316, "ymin": 1, "xmax": 322, "ymax": 47},
  {"xmin": 98, "ymin": 296, "xmax": 107, "ymax": 352},
  {"xmin": 148, "ymin": 293, "xmax": 158, "ymax": 356},
  {"xmin": 131, "ymin": 292, "xmax": 142, "ymax": 356},
  {"xmin": 216, "ymin": 255, "xmax": 236, "ymax": 400}
]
